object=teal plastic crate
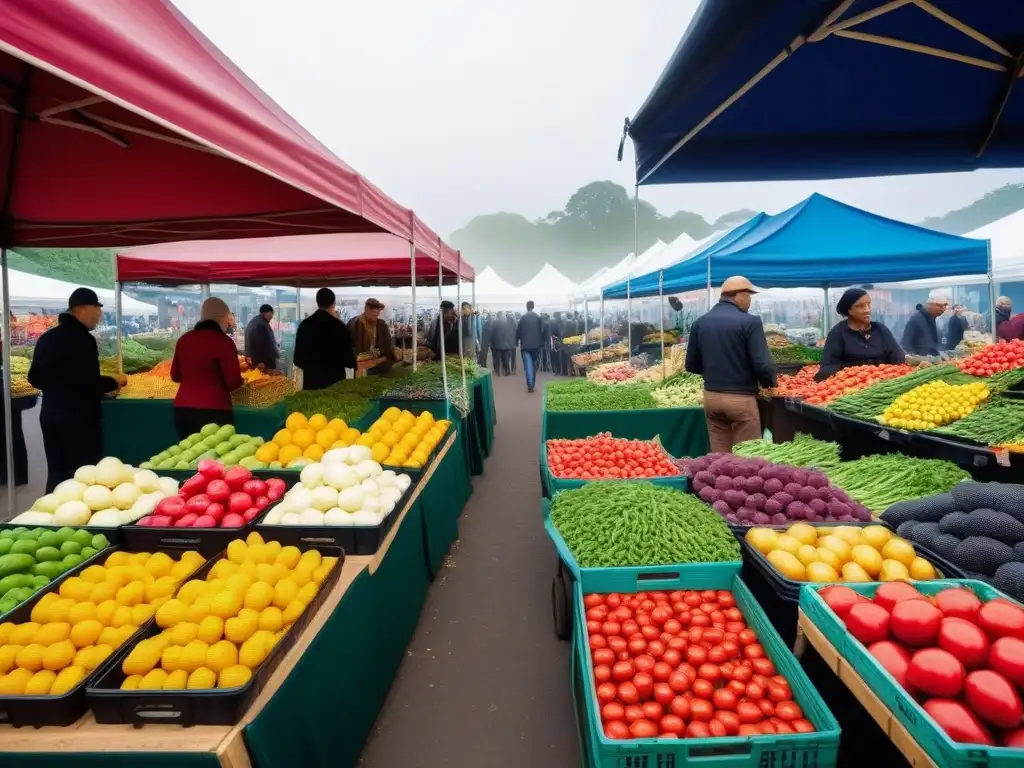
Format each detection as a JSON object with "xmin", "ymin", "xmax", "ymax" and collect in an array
[
  {"xmin": 539, "ymin": 439, "xmax": 688, "ymax": 498},
  {"xmin": 574, "ymin": 563, "xmax": 841, "ymax": 768},
  {"xmin": 801, "ymin": 580, "xmax": 1024, "ymax": 768}
]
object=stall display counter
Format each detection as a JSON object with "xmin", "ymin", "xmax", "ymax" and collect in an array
[{"xmin": 542, "ymin": 404, "xmax": 709, "ymax": 459}]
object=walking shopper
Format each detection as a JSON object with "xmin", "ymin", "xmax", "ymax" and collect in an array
[
  {"xmin": 516, "ymin": 300, "xmax": 544, "ymax": 392},
  {"xmin": 293, "ymin": 288, "xmax": 357, "ymax": 389},
  {"xmin": 479, "ymin": 312, "xmax": 494, "ymax": 368},
  {"xmin": 491, "ymin": 312, "xmax": 512, "ymax": 375},
  {"xmin": 28, "ymin": 288, "xmax": 120, "ymax": 492},
  {"xmin": 244, "ymin": 304, "xmax": 279, "ymax": 371},
  {"xmin": 685, "ymin": 276, "xmax": 776, "ymax": 453}
]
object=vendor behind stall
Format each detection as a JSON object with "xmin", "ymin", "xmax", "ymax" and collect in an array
[
  {"xmin": 244, "ymin": 304, "xmax": 279, "ymax": 371},
  {"xmin": 294, "ymin": 288, "xmax": 357, "ymax": 389},
  {"xmin": 170, "ymin": 297, "xmax": 244, "ymax": 439},
  {"xmin": 427, "ymin": 301, "xmax": 462, "ymax": 359},
  {"xmin": 901, "ymin": 292, "xmax": 948, "ymax": 357},
  {"xmin": 815, "ymin": 288, "xmax": 906, "ymax": 381},
  {"xmin": 348, "ymin": 298, "xmax": 401, "ymax": 374}
]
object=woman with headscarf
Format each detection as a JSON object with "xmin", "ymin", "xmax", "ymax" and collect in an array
[
  {"xmin": 170, "ymin": 297, "xmax": 245, "ymax": 439},
  {"xmin": 815, "ymin": 288, "xmax": 905, "ymax": 381}
]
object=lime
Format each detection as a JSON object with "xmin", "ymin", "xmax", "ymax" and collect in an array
[
  {"xmin": 91, "ymin": 534, "xmax": 109, "ymax": 550},
  {"xmin": 37, "ymin": 531, "xmax": 61, "ymax": 549},
  {"xmin": 35, "ymin": 546, "xmax": 61, "ymax": 562},
  {"xmin": 217, "ymin": 425, "xmax": 236, "ymax": 438},
  {"xmin": 167, "ymin": 445, "xmax": 181, "ymax": 457},
  {"xmin": 0, "ymin": 598, "xmax": 16, "ymax": 614},
  {"xmin": 175, "ymin": 460, "xmax": 190, "ymax": 470},
  {"xmin": 10, "ymin": 539, "xmax": 39, "ymax": 556},
  {"xmin": 15, "ymin": 530, "xmax": 36, "ymax": 541},
  {"xmin": 200, "ymin": 423, "xmax": 220, "ymax": 437},
  {"xmin": 229, "ymin": 434, "xmax": 247, "ymax": 447},
  {"xmin": 60, "ymin": 540, "xmax": 83, "ymax": 557},
  {"xmin": 10, "ymin": 527, "xmax": 28, "ymax": 537},
  {"xmin": 0, "ymin": 529, "xmax": 14, "ymax": 539},
  {"xmin": 0, "ymin": 539, "xmax": 12, "ymax": 556},
  {"xmin": 61, "ymin": 554, "xmax": 84, "ymax": 570},
  {"xmin": 32, "ymin": 575, "xmax": 50, "ymax": 588},
  {"xmin": 72, "ymin": 530, "xmax": 92, "ymax": 547},
  {"xmin": 33, "ymin": 561, "xmax": 63, "ymax": 579},
  {"xmin": 214, "ymin": 441, "xmax": 233, "ymax": 457},
  {"xmin": 79, "ymin": 547, "xmax": 98, "ymax": 560},
  {"xmin": 56, "ymin": 527, "xmax": 75, "ymax": 541}
]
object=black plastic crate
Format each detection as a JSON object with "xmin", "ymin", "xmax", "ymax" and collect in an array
[
  {"xmin": 154, "ymin": 468, "xmax": 301, "ymax": 490},
  {"xmin": 255, "ymin": 477, "xmax": 416, "ymax": 555},
  {"xmin": 120, "ymin": 501, "xmax": 279, "ymax": 557},
  {"xmin": 86, "ymin": 544, "xmax": 344, "ymax": 726},
  {"xmin": 0, "ymin": 546, "xmax": 207, "ymax": 727},
  {"xmin": 0, "ymin": 539, "xmax": 113, "ymax": 624}
]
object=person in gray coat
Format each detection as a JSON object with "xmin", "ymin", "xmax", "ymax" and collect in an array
[
  {"xmin": 491, "ymin": 312, "xmax": 515, "ymax": 375},
  {"xmin": 479, "ymin": 312, "xmax": 494, "ymax": 368},
  {"xmin": 516, "ymin": 300, "xmax": 544, "ymax": 392}
]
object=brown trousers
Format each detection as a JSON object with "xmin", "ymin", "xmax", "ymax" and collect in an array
[{"xmin": 703, "ymin": 391, "xmax": 762, "ymax": 453}]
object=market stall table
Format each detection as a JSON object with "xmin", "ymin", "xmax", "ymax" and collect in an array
[
  {"xmin": 0, "ymin": 433, "xmax": 465, "ymax": 768},
  {"xmin": 541, "ymin": 404, "xmax": 709, "ymax": 459}
]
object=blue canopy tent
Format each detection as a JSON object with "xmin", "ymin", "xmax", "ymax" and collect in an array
[{"xmin": 624, "ymin": 1, "xmax": 1024, "ymax": 186}]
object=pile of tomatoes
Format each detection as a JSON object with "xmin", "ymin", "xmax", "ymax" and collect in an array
[
  {"xmin": 956, "ymin": 339, "xmax": 1024, "ymax": 377},
  {"xmin": 774, "ymin": 364, "xmax": 913, "ymax": 406},
  {"xmin": 584, "ymin": 589, "xmax": 815, "ymax": 740},
  {"xmin": 820, "ymin": 582, "xmax": 1024, "ymax": 748},
  {"xmin": 547, "ymin": 434, "xmax": 681, "ymax": 481}
]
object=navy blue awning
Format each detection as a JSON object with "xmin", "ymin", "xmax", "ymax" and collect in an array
[
  {"xmin": 602, "ymin": 194, "xmax": 989, "ymax": 298},
  {"xmin": 627, "ymin": 1, "xmax": 1024, "ymax": 185}
]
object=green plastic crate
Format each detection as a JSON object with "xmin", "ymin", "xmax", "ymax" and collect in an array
[
  {"xmin": 539, "ymin": 439, "xmax": 688, "ymax": 498},
  {"xmin": 800, "ymin": 580, "xmax": 1024, "ymax": 768},
  {"xmin": 574, "ymin": 563, "xmax": 841, "ymax": 768}
]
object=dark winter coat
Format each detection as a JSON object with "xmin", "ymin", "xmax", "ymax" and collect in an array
[
  {"xmin": 244, "ymin": 314, "xmax": 279, "ymax": 369},
  {"xmin": 901, "ymin": 306, "xmax": 940, "ymax": 357},
  {"xmin": 685, "ymin": 300, "xmax": 776, "ymax": 395},
  {"xmin": 293, "ymin": 309, "xmax": 357, "ymax": 390}
]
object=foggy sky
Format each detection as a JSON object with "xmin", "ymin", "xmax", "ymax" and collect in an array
[{"xmin": 172, "ymin": 0, "xmax": 1024, "ymax": 237}]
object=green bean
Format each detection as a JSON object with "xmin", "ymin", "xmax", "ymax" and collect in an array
[
  {"xmin": 545, "ymin": 380, "xmax": 656, "ymax": 412},
  {"xmin": 732, "ymin": 434, "xmax": 840, "ymax": 468},
  {"xmin": 823, "ymin": 454, "xmax": 969, "ymax": 515}
]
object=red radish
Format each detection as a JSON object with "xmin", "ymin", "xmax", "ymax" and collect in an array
[
  {"xmin": 185, "ymin": 494, "xmax": 211, "ymax": 515},
  {"xmin": 180, "ymin": 474, "xmax": 207, "ymax": 499},
  {"xmin": 224, "ymin": 467, "xmax": 253, "ymax": 491},
  {"xmin": 197, "ymin": 459, "xmax": 224, "ymax": 479},
  {"xmin": 204, "ymin": 502, "xmax": 225, "ymax": 522},
  {"xmin": 228, "ymin": 492, "xmax": 253, "ymax": 516},
  {"xmin": 156, "ymin": 496, "xmax": 186, "ymax": 518},
  {"xmin": 220, "ymin": 513, "xmax": 246, "ymax": 528},
  {"xmin": 242, "ymin": 507, "xmax": 260, "ymax": 522},
  {"xmin": 192, "ymin": 514, "xmax": 217, "ymax": 528},
  {"xmin": 174, "ymin": 513, "xmax": 200, "ymax": 527},
  {"xmin": 254, "ymin": 495, "xmax": 270, "ymax": 510},
  {"xmin": 205, "ymin": 479, "xmax": 230, "ymax": 503},
  {"xmin": 242, "ymin": 479, "xmax": 268, "ymax": 498},
  {"xmin": 266, "ymin": 478, "xmax": 286, "ymax": 493},
  {"xmin": 135, "ymin": 516, "xmax": 152, "ymax": 527},
  {"xmin": 266, "ymin": 487, "xmax": 284, "ymax": 502}
]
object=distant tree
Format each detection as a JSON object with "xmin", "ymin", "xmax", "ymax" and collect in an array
[
  {"xmin": 8, "ymin": 248, "xmax": 115, "ymax": 288},
  {"xmin": 920, "ymin": 183, "xmax": 1024, "ymax": 234}
]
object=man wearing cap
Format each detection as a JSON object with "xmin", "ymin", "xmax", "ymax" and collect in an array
[
  {"xmin": 901, "ymin": 293, "xmax": 947, "ymax": 357},
  {"xmin": 348, "ymin": 298, "xmax": 401, "ymax": 374},
  {"xmin": 28, "ymin": 288, "xmax": 121, "ymax": 491},
  {"xmin": 244, "ymin": 304, "xmax": 279, "ymax": 371},
  {"xmin": 685, "ymin": 277, "xmax": 776, "ymax": 453},
  {"xmin": 293, "ymin": 288, "xmax": 357, "ymax": 389}
]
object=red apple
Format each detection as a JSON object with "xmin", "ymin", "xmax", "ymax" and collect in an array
[
  {"xmin": 242, "ymin": 506, "xmax": 260, "ymax": 522},
  {"xmin": 220, "ymin": 513, "xmax": 246, "ymax": 528},
  {"xmin": 192, "ymin": 514, "xmax": 217, "ymax": 528},
  {"xmin": 205, "ymin": 479, "xmax": 230, "ymax": 503},
  {"xmin": 185, "ymin": 494, "xmax": 212, "ymax": 515},
  {"xmin": 157, "ymin": 496, "xmax": 186, "ymax": 518},
  {"xmin": 198, "ymin": 458, "xmax": 224, "ymax": 479},
  {"xmin": 174, "ymin": 513, "xmax": 200, "ymax": 527},
  {"xmin": 146, "ymin": 514, "xmax": 173, "ymax": 527},
  {"xmin": 254, "ymin": 495, "xmax": 270, "ymax": 510},
  {"xmin": 228, "ymin": 491, "xmax": 253, "ymax": 516},
  {"xmin": 180, "ymin": 473, "xmax": 208, "ymax": 499},
  {"xmin": 135, "ymin": 516, "xmax": 152, "ymax": 527},
  {"xmin": 242, "ymin": 479, "xmax": 268, "ymax": 498},
  {"xmin": 266, "ymin": 477, "xmax": 286, "ymax": 494},
  {"xmin": 205, "ymin": 502, "xmax": 226, "ymax": 521},
  {"xmin": 266, "ymin": 487, "xmax": 284, "ymax": 502},
  {"xmin": 224, "ymin": 467, "xmax": 253, "ymax": 491}
]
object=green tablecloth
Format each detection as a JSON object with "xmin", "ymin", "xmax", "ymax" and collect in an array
[
  {"xmin": 101, "ymin": 399, "xmax": 286, "ymax": 465},
  {"xmin": 419, "ymin": 431, "xmax": 472, "ymax": 576},
  {"xmin": 472, "ymin": 372, "xmax": 496, "ymax": 458},
  {"xmin": 542, "ymin": 406, "xmax": 709, "ymax": 458}
]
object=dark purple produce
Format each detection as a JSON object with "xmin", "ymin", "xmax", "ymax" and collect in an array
[
  {"xmin": 764, "ymin": 498, "xmax": 783, "ymax": 516},
  {"xmin": 694, "ymin": 470, "xmax": 715, "ymax": 488},
  {"xmin": 783, "ymin": 482, "xmax": 803, "ymax": 498},
  {"xmin": 788, "ymin": 501, "xmax": 810, "ymax": 520},
  {"xmin": 736, "ymin": 506, "xmax": 757, "ymax": 522},
  {"xmin": 808, "ymin": 498, "xmax": 827, "ymax": 515},
  {"xmin": 771, "ymin": 513, "xmax": 789, "ymax": 525},
  {"xmin": 757, "ymin": 465, "xmax": 775, "ymax": 481},
  {"xmin": 763, "ymin": 478, "xmax": 784, "ymax": 496},
  {"xmin": 744, "ymin": 475, "xmax": 764, "ymax": 494},
  {"xmin": 747, "ymin": 493, "xmax": 767, "ymax": 511},
  {"xmin": 807, "ymin": 472, "xmax": 829, "ymax": 489},
  {"xmin": 798, "ymin": 486, "xmax": 819, "ymax": 504},
  {"xmin": 792, "ymin": 469, "xmax": 809, "ymax": 486},
  {"xmin": 714, "ymin": 475, "xmax": 734, "ymax": 492},
  {"xmin": 712, "ymin": 500, "xmax": 731, "ymax": 516},
  {"xmin": 725, "ymin": 513, "xmax": 739, "ymax": 524},
  {"xmin": 817, "ymin": 486, "xmax": 834, "ymax": 502},
  {"xmin": 752, "ymin": 512, "xmax": 771, "ymax": 525},
  {"xmin": 771, "ymin": 492, "xmax": 795, "ymax": 508},
  {"xmin": 723, "ymin": 489, "xmax": 747, "ymax": 509},
  {"xmin": 698, "ymin": 486, "xmax": 719, "ymax": 504}
]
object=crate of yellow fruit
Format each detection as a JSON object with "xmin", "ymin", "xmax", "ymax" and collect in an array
[
  {"xmin": 0, "ymin": 547, "xmax": 205, "ymax": 726},
  {"xmin": 86, "ymin": 532, "xmax": 342, "ymax": 726},
  {"xmin": 736, "ymin": 522, "xmax": 962, "ymax": 647},
  {"xmin": 260, "ymin": 411, "xmax": 357, "ymax": 471},
  {"xmin": 363, "ymin": 407, "xmax": 452, "ymax": 477}
]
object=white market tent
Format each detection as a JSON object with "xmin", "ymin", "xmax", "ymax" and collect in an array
[
  {"xmin": 5, "ymin": 269, "xmax": 156, "ymax": 314},
  {"xmin": 570, "ymin": 252, "xmax": 640, "ymax": 304},
  {"xmin": 518, "ymin": 263, "xmax": 578, "ymax": 308}
]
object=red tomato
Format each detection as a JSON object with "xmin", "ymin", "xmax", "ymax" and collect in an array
[
  {"xmin": 745, "ymin": 681, "xmax": 765, "ymax": 700},
  {"xmin": 737, "ymin": 701, "xmax": 763, "ymax": 723},
  {"xmin": 691, "ymin": 613, "xmax": 710, "ymax": 627},
  {"xmin": 604, "ymin": 720, "xmax": 630, "ymax": 740},
  {"xmin": 714, "ymin": 710, "xmax": 740, "ymax": 735},
  {"xmin": 633, "ymin": 672, "xmax": 654, "ymax": 701},
  {"xmin": 651, "ymin": 662, "xmax": 671, "ymax": 682},
  {"xmin": 773, "ymin": 720, "xmax": 794, "ymax": 734},
  {"xmin": 774, "ymin": 701, "xmax": 803, "ymax": 722},
  {"xmin": 690, "ymin": 699, "xmax": 715, "ymax": 722},
  {"xmin": 713, "ymin": 688, "xmax": 738, "ymax": 711},
  {"xmin": 584, "ymin": 594, "xmax": 605, "ymax": 608},
  {"xmin": 937, "ymin": 617, "xmax": 990, "ymax": 670},
  {"xmin": 751, "ymin": 657, "xmax": 776, "ymax": 677},
  {"xmin": 622, "ymin": 619, "xmax": 639, "ymax": 636},
  {"xmin": 707, "ymin": 719, "xmax": 728, "ymax": 737},
  {"xmin": 661, "ymin": 648, "xmax": 682, "ymax": 667},
  {"xmin": 663, "ymin": 619, "xmax": 682, "ymax": 636},
  {"xmin": 964, "ymin": 670, "xmax": 1023, "ymax": 729},
  {"xmin": 934, "ymin": 588, "xmax": 982, "ymax": 622},
  {"xmin": 743, "ymin": 643, "xmax": 765, "ymax": 660},
  {"xmin": 633, "ymin": 653, "xmax": 656, "ymax": 673},
  {"xmin": 669, "ymin": 696, "xmax": 691, "ymax": 720},
  {"xmin": 586, "ymin": 606, "xmax": 608, "ymax": 622},
  {"xmin": 737, "ymin": 629, "xmax": 758, "ymax": 646},
  {"xmin": 907, "ymin": 648, "xmax": 965, "ymax": 698},
  {"xmin": 687, "ymin": 646, "xmax": 708, "ymax": 665},
  {"xmin": 597, "ymin": 682, "xmax": 617, "ymax": 703},
  {"xmin": 691, "ymin": 679, "xmax": 714, "ymax": 699},
  {"xmin": 767, "ymin": 681, "xmax": 792, "ymax": 702},
  {"xmin": 589, "ymin": 634, "xmax": 608, "ymax": 650},
  {"xmin": 818, "ymin": 585, "xmax": 866, "ymax": 619},
  {"xmin": 618, "ymin": 681, "xmax": 639, "ymax": 705},
  {"xmin": 601, "ymin": 621, "xmax": 622, "ymax": 637},
  {"xmin": 653, "ymin": 682, "xmax": 675, "ymax": 705},
  {"xmin": 702, "ymin": 628, "xmax": 724, "ymax": 645},
  {"xmin": 624, "ymin": 704, "xmax": 644, "ymax": 723},
  {"xmin": 602, "ymin": 702, "xmax": 625, "ymax": 721},
  {"xmin": 667, "ymin": 636, "xmax": 687, "ymax": 652},
  {"xmin": 891, "ymin": 599, "xmax": 943, "ymax": 647},
  {"xmin": 922, "ymin": 700, "xmax": 994, "ymax": 745},
  {"xmin": 989, "ymin": 636, "xmax": 1024, "ymax": 686},
  {"xmin": 757, "ymin": 699, "xmax": 776, "ymax": 717},
  {"xmin": 629, "ymin": 719, "xmax": 659, "ymax": 738},
  {"xmin": 587, "ymin": 620, "xmax": 602, "ymax": 634},
  {"xmin": 976, "ymin": 599, "xmax": 1024, "ymax": 640},
  {"xmin": 696, "ymin": 663, "xmax": 720, "ymax": 682},
  {"xmin": 738, "ymin": 724, "xmax": 760, "ymax": 736},
  {"xmin": 868, "ymin": 641, "xmax": 914, "ymax": 693},
  {"xmin": 846, "ymin": 603, "xmax": 892, "ymax": 645},
  {"xmin": 659, "ymin": 714, "xmax": 685, "ymax": 736},
  {"xmin": 1004, "ymin": 728, "xmax": 1024, "ymax": 748},
  {"xmin": 731, "ymin": 665, "xmax": 753, "ymax": 683},
  {"xmin": 686, "ymin": 721, "xmax": 711, "ymax": 738},
  {"xmin": 642, "ymin": 701, "xmax": 663, "ymax": 721},
  {"xmin": 668, "ymin": 670, "xmax": 691, "ymax": 694},
  {"xmin": 792, "ymin": 719, "xmax": 815, "ymax": 734},
  {"xmin": 873, "ymin": 582, "xmax": 923, "ymax": 612},
  {"xmin": 707, "ymin": 645, "xmax": 729, "ymax": 664},
  {"xmin": 608, "ymin": 636, "xmax": 628, "ymax": 654},
  {"xmin": 594, "ymin": 664, "xmax": 612, "ymax": 683},
  {"xmin": 647, "ymin": 640, "xmax": 666, "ymax": 659},
  {"xmin": 612, "ymin": 661, "xmax": 634, "ymax": 682},
  {"xmin": 727, "ymin": 680, "xmax": 747, "ymax": 697},
  {"xmin": 592, "ymin": 647, "xmax": 615, "ymax": 666}
]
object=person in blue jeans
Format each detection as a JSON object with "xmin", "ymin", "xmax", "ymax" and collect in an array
[{"xmin": 516, "ymin": 300, "xmax": 544, "ymax": 393}]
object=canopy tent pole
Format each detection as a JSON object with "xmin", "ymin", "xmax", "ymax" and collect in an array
[
  {"xmin": 987, "ymin": 240, "xmax": 998, "ymax": 339},
  {"xmin": 706, "ymin": 248, "xmax": 713, "ymax": 311},
  {"xmin": 438, "ymin": 238, "xmax": 450, "ymax": 419},
  {"xmin": 409, "ymin": 212, "xmax": 417, "ymax": 372},
  {"xmin": 599, "ymin": 294, "xmax": 605, "ymax": 357},
  {"xmin": 1, "ymin": 248, "xmax": 15, "ymax": 516},
  {"xmin": 629, "ymin": 185, "xmax": 639, "ymax": 335},
  {"xmin": 822, "ymin": 287, "xmax": 829, "ymax": 338},
  {"xmin": 457, "ymin": 251, "xmax": 467, "ymax": 405},
  {"xmin": 583, "ymin": 293, "xmax": 588, "ymax": 338},
  {"xmin": 659, "ymin": 269, "xmax": 666, "ymax": 378},
  {"xmin": 471, "ymin": 271, "xmax": 477, "ymax": 361},
  {"xmin": 111, "ymin": 250, "xmax": 123, "ymax": 376}
]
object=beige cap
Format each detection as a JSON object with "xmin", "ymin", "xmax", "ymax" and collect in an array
[
  {"xmin": 720, "ymin": 275, "xmax": 759, "ymax": 294},
  {"xmin": 200, "ymin": 296, "xmax": 232, "ymax": 323}
]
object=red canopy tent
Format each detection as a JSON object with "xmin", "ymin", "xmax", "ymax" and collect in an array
[{"xmin": 116, "ymin": 233, "xmax": 476, "ymax": 286}]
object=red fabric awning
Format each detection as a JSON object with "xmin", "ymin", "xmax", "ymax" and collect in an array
[
  {"xmin": 0, "ymin": 0, "xmax": 436, "ymax": 247},
  {"xmin": 116, "ymin": 233, "xmax": 476, "ymax": 287}
]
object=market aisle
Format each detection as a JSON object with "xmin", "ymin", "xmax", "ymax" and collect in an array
[{"xmin": 359, "ymin": 370, "xmax": 580, "ymax": 768}]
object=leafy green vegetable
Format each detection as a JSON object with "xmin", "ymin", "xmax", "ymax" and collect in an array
[
  {"xmin": 550, "ymin": 482, "xmax": 741, "ymax": 567},
  {"xmin": 933, "ymin": 395, "xmax": 1024, "ymax": 446}
]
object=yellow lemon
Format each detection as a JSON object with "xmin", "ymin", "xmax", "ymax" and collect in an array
[
  {"xmin": 246, "ymin": 531, "xmax": 265, "ymax": 547},
  {"xmin": 45, "ymin": 598, "xmax": 75, "ymax": 624},
  {"xmin": 0, "ymin": 645, "xmax": 23, "ymax": 674},
  {"xmin": 819, "ymin": 536, "xmax": 852, "ymax": 564},
  {"xmin": 371, "ymin": 442, "xmax": 390, "ymax": 463},
  {"xmin": 16, "ymin": 644, "xmax": 46, "ymax": 672},
  {"xmin": 59, "ymin": 577, "xmax": 94, "ymax": 603},
  {"xmin": 24, "ymin": 669, "xmax": 57, "ymax": 695},
  {"xmin": 795, "ymin": 544, "xmax": 820, "ymax": 567},
  {"xmin": 33, "ymin": 622, "xmax": 71, "ymax": 646},
  {"xmin": 92, "ymin": 581, "xmax": 118, "ymax": 607},
  {"xmin": 226, "ymin": 539, "xmax": 248, "ymax": 565},
  {"xmin": 155, "ymin": 599, "xmax": 186, "ymax": 629},
  {"xmin": 161, "ymin": 645, "xmax": 183, "ymax": 672},
  {"xmin": 315, "ymin": 429, "xmax": 337, "ymax": 449},
  {"xmin": 861, "ymin": 525, "xmax": 892, "ymax": 550},
  {"xmin": 310, "ymin": 564, "xmax": 331, "ymax": 585},
  {"xmin": 169, "ymin": 621, "xmax": 200, "ymax": 646},
  {"xmin": 785, "ymin": 523, "xmax": 818, "ymax": 546},
  {"xmin": 282, "ymin": 600, "xmax": 305, "ymax": 626},
  {"xmin": 766, "ymin": 550, "xmax": 806, "ymax": 581},
  {"xmin": 881, "ymin": 538, "xmax": 917, "ymax": 568},
  {"xmin": 909, "ymin": 557, "xmax": 937, "ymax": 580},
  {"xmin": 356, "ymin": 434, "xmax": 376, "ymax": 448},
  {"xmin": 179, "ymin": 641, "xmax": 209, "ymax": 673},
  {"xmin": 104, "ymin": 551, "xmax": 131, "ymax": 568},
  {"xmin": 98, "ymin": 626, "xmax": 122, "ymax": 646},
  {"xmin": 298, "ymin": 582, "xmax": 319, "ymax": 604},
  {"xmin": 29, "ymin": 594, "xmax": 59, "ymax": 624},
  {"xmin": 10, "ymin": 623, "xmax": 40, "ymax": 646},
  {"xmin": 275, "ymin": 546, "xmax": 301, "ymax": 570},
  {"xmin": 806, "ymin": 562, "xmax": 840, "ymax": 583},
  {"xmin": 116, "ymin": 582, "xmax": 145, "ymax": 607},
  {"xmin": 306, "ymin": 413, "xmax": 328, "ymax": 431},
  {"xmin": 79, "ymin": 565, "xmax": 108, "ymax": 584},
  {"xmin": 264, "ymin": 541, "xmax": 281, "ymax": 561},
  {"xmin": 745, "ymin": 528, "xmax": 779, "ymax": 555},
  {"xmin": 50, "ymin": 665, "xmax": 86, "ymax": 694},
  {"xmin": 80, "ymin": 644, "xmax": 111, "ymax": 670},
  {"xmin": 841, "ymin": 562, "xmax": 873, "ymax": 582},
  {"xmin": 186, "ymin": 596, "xmax": 212, "ymax": 624},
  {"xmin": 218, "ymin": 664, "xmax": 252, "ymax": 689},
  {"xmin": 238, "ymin": 636, "xmax": 267, "ymax": 669},
  {"xmin": 291, "ymin": 428, "xmax": 315, "ymax": 450},
  {"xmin": 66, "ymin": 601, "xmax": 98, "ymax": 626},
  {"xmin": 0, "ymin": 667, "xmax": 33, "ymax": 694},
  {"xmin": 290, "ymin": 565, "xmax": 313, "ymax": 588},
  {"xmin": 196, "ymin": 615, "xmax": 224, "ymax": 645},
  {"xmin": 327, "ymin": 417, "xmax": 348, "ymax": 435},
  {"xmin": 258, "ymin": 606, "xmax": 284, "ymax": 632},
  {"xmin": 879, "ymin": 559, "xmax": 911, "ymax": 582},
  {"xmin": 225, "ymin": 615, "xmax": 257, "ymax": 645},
  {"xmin": 832, "ymin": 526, "xmax": 863, "ymax": 546},
  {"xmin": 122, "ymin": 642, "xmax": 159, "ymax": 676},
  {"xmin": 272, "ymin": 579, "xmax": 299, "ymax": 609},
  {"xmin": 144, "ymin": 551, "xmax": 173, "ymax": 578},
  {"xmin": 163, "ymin": 669, "xmax": 189, "ymax": 690},
  {"xmin": 851, "ymin": 544, "xmax": 884, "ymax": 578},
  {"xmin": 303, "ymin": 444, "xmax": 325, "ymax": 462},
  {"xmin": 285, "ymin": 412, "xmax": 308, "ymax": 431},
  {"xmin": 70, "ymin": 620, "xmax": 104, "ymax": 649},
  {"xmin": 255, "ymin": 442, "xmax": 279, "ymax": 463},
  {"xmin": 299, "ymin": 550, "xmax": 322, "ymax": 570},
  {"xmin": 121, "ymin": 674, "xmax": 143, "ymax": 690},
  {"xmin": 278, "ymin": 445, "xmax": 303, "ymax": 465},
  {"xmin": 187, "ymin": 667, "xmax": 217, "ymax": 690},
  {"xmin": 206, "ymin": 640, "xmax": 238, "ymax": 673},
  {"xmin": 138, "ymin": 668, "xmax": 169, "ymax": 690},
  {"xmin": 129, "ymin": 552, "xmax": 150, "ymax": 567},
  {"xmin": 255, "ymin": 563, "xmax": 278, "ymax": 585},
  {"xmin": 145, "ymin": 577, "xmax": 178, "ymax": 604},
  {"xmin": 410, "ymin": 449, "xmax": 429, "ymax": 465},
  {"xmin": 244, "ymin": 581, "xmax": 274, "ymax": 612}
]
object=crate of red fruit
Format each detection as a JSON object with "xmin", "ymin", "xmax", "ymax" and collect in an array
[
  {"xmin": 541, "ymin": 433, "xmax": 687, "ymax": 497},
  {"xmin": 956, "ymin": 339, "xmax": 1024, "ymax": 377},
  {"xmin": 572, "ymin": 562, "xmax": 840, "ymax": 768},
  {"xmin": 800, "ymin": 580, "xmax": 1024, "ymax": 767},
  {"xmin": 678, "ymin": 452, "xmax": 874, "ymax": 531},
  {"xmin": 122, "ymin": 460, "xmax": 285, "ymax": 556}
]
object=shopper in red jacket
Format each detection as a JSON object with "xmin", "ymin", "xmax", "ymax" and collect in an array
[{"xmin": 171, "ymin": 297, "xmax": 244, "ymax": 439}]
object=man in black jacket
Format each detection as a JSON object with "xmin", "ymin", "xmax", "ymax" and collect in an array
[
  {"xmin": 516, "ymin": 300, "xmax": 544, "ymax": 392},
  {"xmin": 685, "ymin": 276, "xmax": 776, "ymax": 453},
  {"xmin": 901, "ymin": 294, "xmax": 947, "ymax": 357},
  {"xmin": 28, "ymin": 288, "xmax": 120, "ymax": 492},
  {"xmin": 944, "ymin": 304, "xmax": 969, "ymax": 350},
  {"xmin": 293, "ymin": 288, "xmax": 356, "ymax": 390},
  {"xmin": 244, "ymin": 304, "xmax": 279, "ymax": 370}
]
